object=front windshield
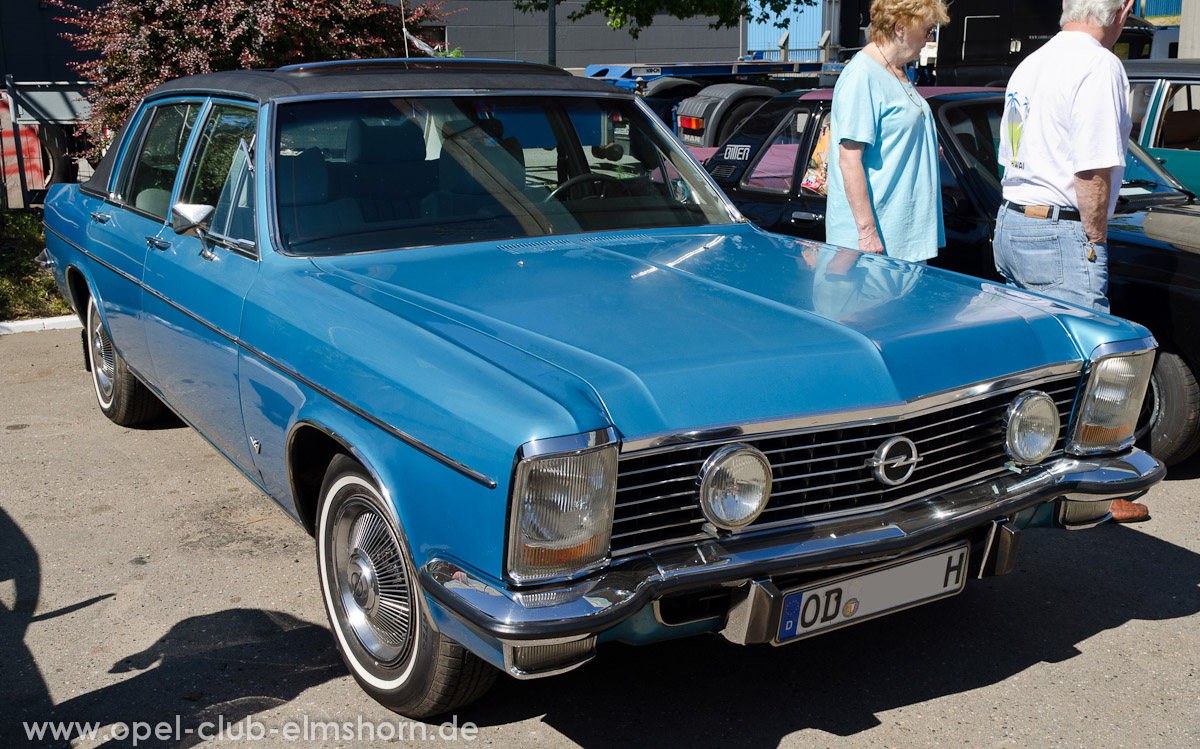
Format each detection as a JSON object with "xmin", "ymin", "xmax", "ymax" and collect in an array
[
  {"xmin": 1120, "ymin": 139, "xmax": 1190, "ymax": 199},
  {"xmin": 274, "ymin": 95, "xmax": 734, "ymax": 254}
]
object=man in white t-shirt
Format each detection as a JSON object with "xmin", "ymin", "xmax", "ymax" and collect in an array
[{"xmin": 993, "ymin": 0, "xmax": 1146, "ymax": 523}]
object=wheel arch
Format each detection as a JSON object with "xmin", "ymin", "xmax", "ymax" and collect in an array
[
  {"xmin": 65, "ymin": 264, "xmax": 91, "ymax": 322},
  {"xmin": 286, "ymin": 420, "xmax": 390, "ymax": 536}
]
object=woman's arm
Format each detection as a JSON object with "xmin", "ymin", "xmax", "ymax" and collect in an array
[{"xmin": 838, "ymin": 141, "xmax": 884, "ymax": 255}]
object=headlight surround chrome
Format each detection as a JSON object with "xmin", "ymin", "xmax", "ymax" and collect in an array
[
  {"xmin": 1068, "ymin": 349, "xmax": 1156, "ymax": 455},
  {"xmin": 506, "ymin": 436, "xmax": 618, "ymax": 585},
  {"xmin": 1003, "ymin": 390, "xmax": 1061, "ymax": 465},
  {"xmin": 697, "ymin": 444, "xmax": 773, "ymax": 530}
]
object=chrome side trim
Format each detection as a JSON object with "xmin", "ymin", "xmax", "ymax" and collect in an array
[
  {"xmin": 421, "ymin": 447, "xmax": 1164, "ymax": 642},
  {"xmin": 57, "ymin": 230, "xmax": 496, "ymax": 489},
  {"xmin": 241, "ymin": 340, "xmax": 498, "ymax": 488},
  {"xmin": 620, "ymin": 362, "xmax": 1083, "ymax": 454}
]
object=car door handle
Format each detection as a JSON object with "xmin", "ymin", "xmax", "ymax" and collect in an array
[
  {"xmin": 145, "ymin": 236, "xmax": 171, "ymax": 250},
  {"xmin": 791, "ymin": 211, "xmax": 824, "ymax": 222},
  {"xmin": 90, "ymin": 211, "xmax": 111, "ymax": 224}
]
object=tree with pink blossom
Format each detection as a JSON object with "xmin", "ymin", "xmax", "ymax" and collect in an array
[{"xmin": 48, "ymin": 0, "xmax": 450, "ymax": 152}]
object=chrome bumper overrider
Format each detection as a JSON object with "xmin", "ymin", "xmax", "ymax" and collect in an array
[{"xmin": 421, "ymin": 448, "xmax": 1163, "ymax": 649}]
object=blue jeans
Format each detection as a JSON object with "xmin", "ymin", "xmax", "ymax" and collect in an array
[{"xmin": 993, "ymin": 205, "xmax": 1109, "ymax": 313}]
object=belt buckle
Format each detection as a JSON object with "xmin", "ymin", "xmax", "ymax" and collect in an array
[{"xmin": 1024, "ymin": 205, "xmax": 1052, "ymax": 219}]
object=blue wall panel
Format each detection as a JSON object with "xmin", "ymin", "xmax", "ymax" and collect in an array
[
  {"xmin": 1142, "ymin": 0, "xmax": 1181, "ymax": 16},
  {"xmin": 747, "ymin": 3, "xmax": 824, "ymax": 62}
]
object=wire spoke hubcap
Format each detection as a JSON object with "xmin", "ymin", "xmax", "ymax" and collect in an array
[
  {"xmin": 89, "ymin": 314, "xmax": 116, "ymax": 400},
  {"xmin": 333, "ymin": 496, "xmax": 413, "ymax": 664}
]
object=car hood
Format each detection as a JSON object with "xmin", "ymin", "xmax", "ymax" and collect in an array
[
  {"xmin": 310, "ymin": 225, "xmax": 1121, "ymax": 440},
  {"xmin": 1111, "ymin": 201, "xmax": 1200, "ymax": 255}
]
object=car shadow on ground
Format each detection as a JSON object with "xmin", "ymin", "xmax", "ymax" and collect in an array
[
  {"xmin": 3, "ymin": 478, "xmax": 1196, "ymax": 746},
  {"xmin": 0, "ymin": 504, "xmax": 342, "ymax": 747},
  {"xmin": 468, "ymin": 521, "xmax": 1200, "ymax": 745}
]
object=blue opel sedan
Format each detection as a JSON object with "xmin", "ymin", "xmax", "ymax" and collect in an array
[{"xmin": 41, "ymin": 59, "xmax": 1164, "ymax": 717}]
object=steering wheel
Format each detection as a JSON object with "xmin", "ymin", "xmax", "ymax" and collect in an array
[{"xmin": 544, "ymin": 173, "xmax": 630, "ymax": 202}]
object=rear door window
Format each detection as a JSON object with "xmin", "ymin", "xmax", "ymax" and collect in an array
[
  {"xmin": 1154, "ymin": 82, "xmax": 1200, "ymax": 150},
  {"xmin": 118, "ymin": 102, "xmax": 202, "ymax": 220}
]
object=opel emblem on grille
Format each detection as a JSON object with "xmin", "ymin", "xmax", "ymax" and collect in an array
[{"xmin": 868, "ymin": 436, "xmax": 921, "ymax": 486}]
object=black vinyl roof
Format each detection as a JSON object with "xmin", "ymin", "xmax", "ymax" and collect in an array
[
  {"xmin": 84, "ymin": 59, "xmax": 627, "ymax": 196},
  {"xmin": 146, "ymin": 58, "xmax": 623, "ymax": 104}
]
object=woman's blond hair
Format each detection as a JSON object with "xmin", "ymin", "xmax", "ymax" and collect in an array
[{"xmin": 868, "ymin": 0, "xmax": 951, "ymax": 46}]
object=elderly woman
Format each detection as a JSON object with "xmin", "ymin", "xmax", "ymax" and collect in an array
[{"xmin": 826, "ymin": 0, "xmax": 950, "ymax": 261}]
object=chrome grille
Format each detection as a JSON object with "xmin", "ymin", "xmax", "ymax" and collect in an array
[{"xmin": 612, "ymin": 375, "xmax": 1079, "ymax": 557}]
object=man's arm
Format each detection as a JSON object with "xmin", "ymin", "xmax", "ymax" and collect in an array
[
  {"xmin": 838, "ymin": 141, "xmax": 884, "ymax": 254},
  {"xmin": 1074, "ymin": 168, "xmax": 1113, "ymax": 243}
]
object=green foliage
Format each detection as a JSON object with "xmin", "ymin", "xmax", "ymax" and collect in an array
[
  {"xmin": 514, "ymin": 0, "xmax": 817, "ymax": 37},
  {"xmin": 0, "ymin": 212, "xmax": 71, "ymax": 321}
]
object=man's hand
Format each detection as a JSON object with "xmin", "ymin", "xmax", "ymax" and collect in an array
[{"xmin": 1074, "ymin": 168, "xmax": 1113, "ymax": 244}]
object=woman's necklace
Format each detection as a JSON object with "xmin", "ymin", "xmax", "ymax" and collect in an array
[{"xmin": 878, "ymin": 45, "xmax": 924, "ymax": 117}]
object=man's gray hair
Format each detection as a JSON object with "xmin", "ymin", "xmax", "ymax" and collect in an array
[{"xmin": 1060, "ymin": 0, "xmax": 1128, "ymax": 27}]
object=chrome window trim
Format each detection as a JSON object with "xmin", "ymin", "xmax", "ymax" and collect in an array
[
  {"xmin": 270, "ymin": 88, "xmax": 639, "ymax": 107},
  {"xmin": 174, "ymin": 98, "xmax": 261, "ymax": 261},
  {"xmin": 620, "ymin": 361, "xmax": 1083, "ymax": 455},
  {"xmin": 113, "ymin": 97, "xmax": 210, "ymax": 211},
  {"xmin": 1138, "ymin": 78, "xmax": 1167, "ymax": 146},
  {"xmin": 1145, "ymin": 78, "xmax": 1181, "ymax": 149}
]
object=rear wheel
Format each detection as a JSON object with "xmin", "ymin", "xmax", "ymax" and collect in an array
[
  {"xmin": 1138, "ymin": 351, "xmax": 1200, "ymax": 467},
  {"xmin": 85, "ymin": 296, "xmax": 162, "ymax": 426},
  {"xmin": 316, "ymin": 455, "xmax": 497, "ymax": 718}
]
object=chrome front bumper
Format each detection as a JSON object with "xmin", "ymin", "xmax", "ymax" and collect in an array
[{"xmin": 421, "ymin": 448, "xmax": 1163, "ymax": 665}]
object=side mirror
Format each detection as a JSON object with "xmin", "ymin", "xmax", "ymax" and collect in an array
[{"xmin": 170, "ymin": 203, "xmax": 215, "ymax": 239}]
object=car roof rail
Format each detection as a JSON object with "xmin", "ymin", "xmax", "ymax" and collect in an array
[{"xmin": 275, "ymin": 58, "xmax": 569, "ymax": 76}]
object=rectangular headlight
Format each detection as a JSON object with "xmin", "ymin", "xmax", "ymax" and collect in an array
[
  {"xmin": 1068, "ymin": 350, "xmax": 1155, "ymax": 455},
  {"xmin": 506, "ymin": 443, "xmax": 617, "ymax": 584}
]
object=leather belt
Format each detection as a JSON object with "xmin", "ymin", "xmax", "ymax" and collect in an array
[{"xmin": 1003, "ymin": 201, "xmax": 1081, "ymax": 222}]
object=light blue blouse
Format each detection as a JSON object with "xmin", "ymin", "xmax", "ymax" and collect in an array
[{"xmin": 825, "ymin": 53, "xmax": 945, "ymax": 262}]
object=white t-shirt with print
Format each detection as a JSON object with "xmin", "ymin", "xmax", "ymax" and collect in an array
[{"xmin": 998, "ymin": 30, "xmax": 1132, "ymax": 216}]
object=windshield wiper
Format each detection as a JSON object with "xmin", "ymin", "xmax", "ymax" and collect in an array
[{"xmin": 1121, "ymin": 179, "xmax": 1159, "ymax": 189}]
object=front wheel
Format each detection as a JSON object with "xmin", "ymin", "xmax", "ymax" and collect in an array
[
  {"xmin": 316, "ymin": 455, "xmax": 497, "ymax": 718},
  {"xmin": 1138, "ymin": 351, "xmax": 1200, "ymax": 467},
  {"xmin": 86, "ymin": 296, "xmax": 162, "ymax": 426}
]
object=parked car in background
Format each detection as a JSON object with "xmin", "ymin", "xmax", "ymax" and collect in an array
[
  {"xmin": 700, "ymin": 88, "xmax": 1200, "ymax": 468},
  {"xmin": 41, "ymin": 60, "xmax": 1165, "ymax": 718},
  {"xmin": 1127, "ymin": 59, "xmax": 1200, "ymax": 194}
]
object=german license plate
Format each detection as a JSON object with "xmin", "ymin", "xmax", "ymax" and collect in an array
[{"xmin": 776, "ymin": 543, "xmax": 969, "ymax": 643}]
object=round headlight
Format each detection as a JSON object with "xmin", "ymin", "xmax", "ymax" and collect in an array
[
  {"xmin": 1004, "ymin": 390, "xmax": 1061, "ymax": 465},
  {"xmin": 697, "ymin": 444, "xmax": 772, "ymax": 530}
]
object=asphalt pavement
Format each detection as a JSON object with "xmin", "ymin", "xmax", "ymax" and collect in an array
[{"xmin": 2, "ymin": 327, "xmax": 1198, "ymax": 748}]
